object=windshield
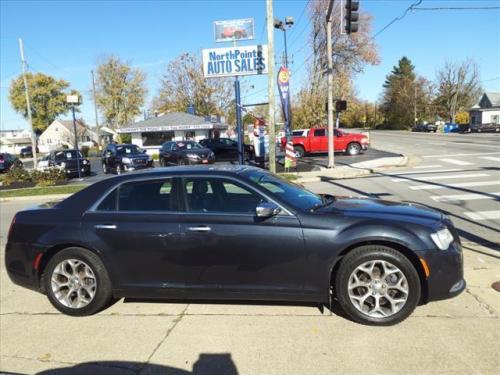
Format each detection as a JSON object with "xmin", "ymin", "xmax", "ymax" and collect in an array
[
  {"xmin": 54, "ymin": 150, "xmax": 83, "ymax": 160},
  {"xmin": 242, "ymin": 169, "xmax": 323, "ymax": 211},
  {"xmin": 176, "ymin": 142, "xmax": 203, "ymax": 150},
  {"xmin": 116, "ymin": 145, "xmax": 143, "ymax": 155}
]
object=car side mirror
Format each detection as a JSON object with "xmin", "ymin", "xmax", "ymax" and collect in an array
[{"xmin": 256, "ymin": 202, "xmax": 281, "ymax": 218}]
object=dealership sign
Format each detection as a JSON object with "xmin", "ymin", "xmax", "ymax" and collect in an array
[
  {"xmin": 202, "ymin": 45, "xmax": 268, "ymax": 78},
  {"xmin": 214, "ymin": 18, "xmax": 254, "ymax": 43}
]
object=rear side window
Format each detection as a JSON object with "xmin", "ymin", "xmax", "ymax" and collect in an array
[{"xmin": 118, "ymin": 179, "xmax": 176, "ymax": 211}]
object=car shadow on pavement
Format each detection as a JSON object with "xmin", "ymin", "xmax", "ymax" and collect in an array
[{"xmin": 8, "ymin": 353, "xmax": 238, "ymax": 375}]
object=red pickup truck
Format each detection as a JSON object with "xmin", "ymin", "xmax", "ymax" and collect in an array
[{"xmin": 281, "ymin": 128, "xmax": 370, "ymax": 157}]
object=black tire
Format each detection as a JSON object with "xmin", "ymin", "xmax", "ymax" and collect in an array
[
  {"xmin": 346, "ymin": 142, "xmax": 362, "ymax": 156},
  {"xmin": 177, "ymin": 159, "xmax": 186, "ymax": 166},
  {"xmin": 334, "ymin": 245, "xmax": 421, "ymax": 326},
  {"xmin": 293, "ymin": 145, "xmax": 305, "ymax": 158},
  {"xmin": 42, "ymin": 247, "xmax": 113, "ymax": 316}
]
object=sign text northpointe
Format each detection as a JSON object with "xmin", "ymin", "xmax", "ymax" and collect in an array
[{"xmin": 202, "ymin": 45, "xmax": 268, "ymax": 78}]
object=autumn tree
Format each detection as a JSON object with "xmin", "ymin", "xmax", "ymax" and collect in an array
[
  {"xmin": 9, "ymin": 73, "xmax": 80, "ymax": 131},
  {"xmin": 95, "ymin": 55, "xmax": 147, "ymax": 129},
  {"xmin": 434, "ymin": 59, "xmax": 481, "ymax": 123},
  {"xmin": 153, "ymin": 53, "xmax": 233, "ymax": 118}
]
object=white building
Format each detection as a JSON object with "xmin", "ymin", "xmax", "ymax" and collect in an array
[
  {"xmin": 38, "ymin": 119, "xmax": 97, "ymax": 152},
  {"xmin": 117, "ymin": 112, "xmax": 229, "ymax": 154},
  {"xmin": 469, "ymin": 92, "xmax": 500, "ymax": 125},
  {"xmin": 0, "ymin": 129, "xmax": 32, "ymax": 154}
]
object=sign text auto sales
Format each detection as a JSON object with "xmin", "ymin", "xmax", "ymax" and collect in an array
[{"xmin": 202, "ymin": 45, "xmax": 268, "ymax": 78}]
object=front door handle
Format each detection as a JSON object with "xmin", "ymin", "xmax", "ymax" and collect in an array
[
  {"xmin": 94, "ymin": 224, "xmax": 117, "ymax": 230},
  {"xmin": 188, "ymin": 226, "xmax": 211, "ymax": 232}
]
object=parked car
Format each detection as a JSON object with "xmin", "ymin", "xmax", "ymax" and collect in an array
[
  {"xmin": 159, "ymin": 141, "xmax": 215, "ymax": 166},
  {"xmin": 411, "ymin": 124, "xmax": 437, "ymax": 132},
  {"xmin": 101, "ymin": 144, "xmax": 153, "ymax": 175},
  {"xmin": 469, "ymin": 122, "xmax": 500, "ymax": 133},
  {"xmin": 282, "ymin": 128, "xmax": 370, "ymax": 157},
  {"xmin": 5, "ymin": 166, "xmax": 464, "ymax": 325},
  {"xmin": 19, "ymin": 145, "xmax": 39, "ymax": 158},
  {"xmin": 199, "ymin": 138, "xmax": 254, "ymax": 161},
  {"xmin": 0, "ymin": 153, "xmax": 23, "ymax": 173},
  {"xmin": 38, "ymin": 150, "xmax": 91, "ymax": 177}
]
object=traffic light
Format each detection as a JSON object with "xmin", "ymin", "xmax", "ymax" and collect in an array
[
  {"xmin": 345, "ymin": 0, "xmax": 359, "ymax": 34},
  {"xmin": 336, "ymin": 100, "xmax": 347, "ymax": 112}
]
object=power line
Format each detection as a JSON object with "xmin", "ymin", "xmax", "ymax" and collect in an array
[
  {"xmin": 373, "ymin": 0, "xmax": 422, "ymax": 38},
  {"xmin": 413, "ymin": 6, "xmax": 500, "ymax": 11},
  {"xmin": 288, "ymin": 0, "xmax": 310, "ymax": 40}
]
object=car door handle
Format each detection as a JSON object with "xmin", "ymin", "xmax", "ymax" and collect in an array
[
  {"xmin": 188, "ymin": 226, "xmax": 211, "ymax": 232},
  {"xmin": 94, "ymin": 224, "xmax": 117, "ymax": 230}
]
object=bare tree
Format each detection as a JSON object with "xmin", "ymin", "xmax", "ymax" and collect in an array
[{"xmin": 435, "ymin": 59, "xmax": 482, "ymax": 123}]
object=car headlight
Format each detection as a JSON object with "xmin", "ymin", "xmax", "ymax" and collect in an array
[
  {"xmin": 122, "ymin": 157, "xmax": 131, "ymax": 164},
  {"xmin": 60, "ymin": 162, "xmax": 66, "ymax": 168},
  {"xmin": 82, "ymin": 160, "xmax": 88, "ymax": 165},
  {"xmin": 186, "ymin": 153, "xmax": 199, "ymax": 159},
  {"xmin": 430, "ymin": 228, "xmax": 454, "ymax": 250},
  {"xmin": 360, "ymin": 137, "xmax": 369, "ymax": 144}
]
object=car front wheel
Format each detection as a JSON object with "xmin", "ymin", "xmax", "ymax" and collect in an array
[
  {"xmin": 293, "ymin": 145, "xmax": 305, "ymax": 158},
  {"xmin": 334, "ymin": 245, "xmax": 421, "ymax": 326},
  {"xmin": 43, "ymin": 247, "xmax": 113, "ymax": 316},
  {"xmin": 346, "ymin": 142, "xmax": 362, "ymax": 156}
]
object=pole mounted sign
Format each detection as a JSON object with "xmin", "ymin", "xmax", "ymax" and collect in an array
[
  {"xmin": 202, "ymin": 45, "xmax": 268, "ymax": 78},
  {"xmin": 214, "ymin": 18, "xmax": 255, "ymax": 43}
]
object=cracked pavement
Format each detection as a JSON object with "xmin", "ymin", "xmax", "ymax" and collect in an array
[{"xmin": 1, "ymin": 199, "xmax": 499, "ymax": 374}]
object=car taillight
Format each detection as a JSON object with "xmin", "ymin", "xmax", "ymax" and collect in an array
[{"xmin": 8, "ymin": 215, "xmax": 16, "ymax": 241}]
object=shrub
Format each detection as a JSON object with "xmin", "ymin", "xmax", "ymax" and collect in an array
[
  {"xmin": 1, "ymin": 165, "xmax": 32, "ymax": 186},
  {"xmin": 31, "ymin": 168, "xmax": 67, "ymax": 187},
  {"xmin": 80, "ymin": 146, "xmax": 90, "ymax": 157}
]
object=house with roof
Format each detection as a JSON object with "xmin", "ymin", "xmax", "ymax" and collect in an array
[
  {"xmin": 469, "ymin": 92, "xmax": 500, "ymax": 126},
  {"xmin": 38, "ymin": 119, "xmax": 98, "ymax": 153},
  {"xmin": 0, "ymin": 129, "xmax": 32, "ymax": 154},
  {"xmin": 117, "ymin": 111, "xmax": 229, "ymax": 153}
]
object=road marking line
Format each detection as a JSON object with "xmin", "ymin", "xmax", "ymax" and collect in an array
[
  {"xmin": 479, "ymin": 156, "xmax": 500, "ymax": 162},
  {"xmin": 391, "ymin": 173, "xmax": 489, "ymax": 182},
  {"xmin": 463, "ymin": 211, "xmax": 500, "ymax": 221},
  {"xmin": 413, "ymin": 165, "xmax": 442, "ymax": 169},
  {"xmin": 431, "ymin": 192, "xmax": 500, "ymax": 202},
  {"xmin": 386, "ymin": 168, "xmax": 461, "ymax": 176},
  {"xmin": 439, "ymin": 158, "xmax": 474, "ymax": 166},
  {"xmin": 424, "ymin": 151, "xmax": 500, "ymax": 158},
  {"xmin": 409, "ymin": 181, "xmax": 500, "ymax": 190}
]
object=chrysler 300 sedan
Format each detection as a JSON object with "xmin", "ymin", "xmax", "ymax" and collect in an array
[{"xmin": 5, "ymin": 166, "xmax": 465, "ymax": 325}]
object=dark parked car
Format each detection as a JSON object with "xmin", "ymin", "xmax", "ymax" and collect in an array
[
  {"xmin": 159, "ymin": 141, "xmax": 215, "ymax": 166},
  {"xmin": 0, "ymin": 153, "xmax": 23, "ymax": 173},
  {"xmin": 411, "ymin": 124, "xmax": 437, "ymax": 132},
  {"xmin": 5, "ymin": 166, "xmax": 465, "ymax": 325},
  {"xmin": 102, "ymin": 144, "xmax": 153, "ymax": 175},
  {"xmin": 19, "ymin": 145, "xmax": 39, "ymax": 158},
  {"xmin": 469, "ymin": 122, "xmax": 500, "ymax": 133},
  {"xmin": 199, "ymin": 138, "xmax": 254, "ymax": 161},
  {"xmin": 39, "ymin": 149, "xmax": 90, "ymax": 177}
]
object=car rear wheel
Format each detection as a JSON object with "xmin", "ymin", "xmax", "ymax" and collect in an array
[
  {"xmin": 334, "ymin": 245, "xmax": 421, "ymax": 326},
  {"xmin": 43, "ymin": 247, "xmax": 113, "ymax": 316},
  {"xmin": 293, "ymin": 145, "xmax": 305, "ymax": 158},
  {"xmin": 346, "ymin": 142, "xmax": 362, "ymax": 156}
]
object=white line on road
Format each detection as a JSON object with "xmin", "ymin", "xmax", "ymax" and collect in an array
[
  {"xmin": 479, "ymin": 156, "xmax": 500, "ymax": 162},
  {"xmin": 391, "ymin": 173, "xmax": 489, "ymax": 182},
  {"xmin": 386, "ymin": 168, "xmax": 461, "ymax": 176},
  {"xmin": 463, "ymin": 211, "xmax": 500, "ymax": 221},
  {"xmin": 431, "ymin": 192, "xmax": 500, "ymax": 202},
  {"xmin": 424, "ymin": 151, "xmax": 500, "ymax": 158},
  {"xmin": 409, "ymin": 180, "xmax": 500, "ymax": 190},
  {"xmin": 413, "ymin": 165, "xmax": 442, "ymax": 169},
  {"xmin": 439, "ymin": 158, "xmax": 474, "ymax": 166}
]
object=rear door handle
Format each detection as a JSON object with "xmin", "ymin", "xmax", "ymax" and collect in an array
[
  {"xmin": 94, "ymin": 224, "xmax": 117, "ymax": 230},
  {"xmin": 188, "ymin": 226, "xmax": 211, "ymax": 232}
]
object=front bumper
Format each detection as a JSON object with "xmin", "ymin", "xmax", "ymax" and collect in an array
[
  {"xmin": 123, "ymin": 160, "xmax": 154, "ymax": 170},
  {"xmin": 420, "ymin": 241, "xmax": 465, "ymax": 302}
]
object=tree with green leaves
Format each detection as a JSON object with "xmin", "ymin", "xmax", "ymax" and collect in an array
[
  {"xmin": 95, "ymin": 55, "xmax": 147, "ymax": 129},
  {"xmin": 9, "ymin": 73, "xmax": 79, "ymax": 131}
]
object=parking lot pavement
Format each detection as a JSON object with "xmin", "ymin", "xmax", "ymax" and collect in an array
[{"xmin": 1, "ymin": 198, "xmax": 499, "ymax": 374}]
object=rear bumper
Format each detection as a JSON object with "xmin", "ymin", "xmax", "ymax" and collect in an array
[{"xmin": 5, "ymin": 241, "xmax": 45, "ymax": 293}]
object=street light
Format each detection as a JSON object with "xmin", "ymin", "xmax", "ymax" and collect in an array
[
  {"xmin": 66, "ymin": 95, "xmax": 82, "ymax": 179},
  {"xmin": 273, "ymin": 16, "xmax": 294, "ymax": 67}
]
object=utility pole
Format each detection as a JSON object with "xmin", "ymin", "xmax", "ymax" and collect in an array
[
  {"xmin": 18, "ymin": 38, "xmax": 37, "ymax": 169},
  {"xmin": 414, "ymin": 85, "xmax": 417, "ymax": 126},
  {"xmin": 326, "ymin": 0, "xmax": 335, "ymax": 168},
  {"xmin": 267, "ymin": 0, "xmax": 276, "ymax": 173},
  {"xmin": 91, "ymin": 70, "xmax": 101, "ymax": 149}
]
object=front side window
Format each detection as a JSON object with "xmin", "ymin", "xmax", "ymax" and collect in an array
[
  {"xmin": 183, "ymin": 177, "xmax": 265, "ymax": 214},
  {"xmin": 314, "ymin": 129, "xmax": 326, "ymax": 137}
]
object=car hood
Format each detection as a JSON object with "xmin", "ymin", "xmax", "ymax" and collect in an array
[
  {"xmin": 181, "ymin": 148, "xmax": 212, "ymax": 156},
  {"xmin": 320, "ymin": 197, "xmax": 443, "ymax": 222}
]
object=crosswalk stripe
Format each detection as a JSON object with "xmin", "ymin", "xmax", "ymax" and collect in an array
[
  {"xmin": 386, "ymin": 168, "xmax": 460, "ymax": 176},
  {"xmin": 391, "ymin": 173, "xmax": 489, "ymax": 182},
  {"xmin": 439, "ymin": 158, "xmax": 474, "ymax": 166},
  {"xmin": 479, "ymin": 156, "xmax": 500, "ymax": 162},
  {"xmin": 424, "ymin": 151, "xmax": 500, "ymax": 158},
  {"xmin": 413, "ymin": 165, "xmax": 442, "ymax": 169},
  {"xmin": 431, "ymin": 192, "xmax": 500, "ymax": 202},
  {"xmin": 409, "ymin": 180, "xmax": 500, "ymax": 190},
  {"xmin": 463, "ymin": 211, "xmax": 500, "ymax": 221}
]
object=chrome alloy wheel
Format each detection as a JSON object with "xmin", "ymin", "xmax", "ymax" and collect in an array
[
  {"xmin": 51, "ymin": 259, "xmax": 97, "ymax": 308},
  {"xmin": 347, "ymin": 260, "xmax": 409, "ymax": 318}
]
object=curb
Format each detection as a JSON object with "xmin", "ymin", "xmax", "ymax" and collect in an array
[{"xmin": 0, "ymin": 193, "xmax": 71, "ymax": 202}]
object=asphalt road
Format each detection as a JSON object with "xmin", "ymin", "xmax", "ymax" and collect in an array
[{"xmin": 307, "ymin": 130, "xmax": 500, "ymax": 246}]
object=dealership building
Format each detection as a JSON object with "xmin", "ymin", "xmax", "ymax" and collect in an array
[{"xmin": 117, "ymin": 112, "xmax": 229, "ymax": 153}]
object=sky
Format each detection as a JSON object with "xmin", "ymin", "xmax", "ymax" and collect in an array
[{"xmin": 1, "ymin": 0, "xmax": 500, "ymax": 131}]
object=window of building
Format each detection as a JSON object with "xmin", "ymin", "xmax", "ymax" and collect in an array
[
  {"xmin": 492, "ymin": 115, "xmax": 500, "ymax": 124},
  {"xmin": 142, "ymin": 132, "xmax": 174, "ymax": 146},
  {"xmin": 184, "ymin": 131, "xmax": 196, "ymax": 140}
]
